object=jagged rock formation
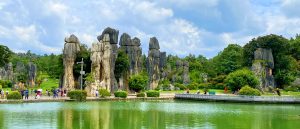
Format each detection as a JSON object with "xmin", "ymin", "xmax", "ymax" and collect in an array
[
  {"xmin": 182, "ymin": 61, "xmax": 190, "ymax": 85},
  {"xmin": 28, "ymin": 62, "xmax": 37, "ymax": 87},
  {"xmin": 63, "ymin": 34, "xmax": 80, "ymax": 91},
  {"xmin": 118, "ymin": 33, "xmax": 142, "ymax": 90},
  {"xmin": 119, "ymin": 33, "xmax": 142, "ymax": 75},
  {"xmin": 147, "ymin": 37, "xmax": 163, "ymax": 90},
  {"xmin": 251, "ymin": 48, "xmax": 275, "ymax": 91},
  {"xmin": 172, "ymin": 60, "xmax": 190, "ymax": 85},
  {"xmin": 0, "ymin": 62, "xmax": 13, "ymax": 81},
  {"xmin": 87, "ymin": 27, "xmax": 119, "ymax": 95}
]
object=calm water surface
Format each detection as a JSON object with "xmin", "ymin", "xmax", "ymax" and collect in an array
[{"xmin": 0, "ymin": 100, "xmax": 299, "ymax": 129}]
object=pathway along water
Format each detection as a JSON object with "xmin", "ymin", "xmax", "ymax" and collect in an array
[{"xmin": 0, "ymin": 100, "xmax": 299, "ymax": 129}]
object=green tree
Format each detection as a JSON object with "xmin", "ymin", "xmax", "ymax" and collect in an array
[
  {"xmin": 114, "ymin": 50, "xmax": 129, "ymax": 82},
  {"xmin": 212, "ymin": 44, "xmax": 243, "ymax": 75},
  {"xmin": 225, "ymin": 69, "xmax": 259, "ymax": 91},
  {"xmin": 129, "ymin": 74, "xmax": 148, "ymax": 92},
  {"xmin": 243, "ymin": 34, "xmax": 296, "ymax": 87},
  {"xmin": 0, "ymin": 45, "xmax": 12, "ymax": 67}
]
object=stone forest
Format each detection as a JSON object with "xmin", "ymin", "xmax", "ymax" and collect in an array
[{"xmin": 0, "ymin": 27, "xmax": 300, "ymax": 97}]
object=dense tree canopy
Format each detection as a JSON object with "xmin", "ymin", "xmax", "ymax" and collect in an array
[
  {"xmin": 212, "ymin": 44, "xmax": 243, "ymax": 75},
  {"xmin": 0, "ymin": 45, "xmax": 12, "ymax": 67},
  {"xmin": 114, "ymin": 50, "xmax": 129, "ymax": 82}
]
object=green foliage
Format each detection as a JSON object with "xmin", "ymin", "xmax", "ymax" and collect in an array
[
  {"xmin": 239, "ymin": 85, "xmax": 261, "ymax": 96},
  {"xmin": 0, "ymin": 80, "xmax": 12, "ymax": 88},
  {"xmin": 174, "ymin": 83, "xmax": 186, "ymax": 90},
  {"xmin": 198, "ymin": 83, "xmax": 212, "ymax": 89},
  {"xmin": 136, "ymin": 92, "xmax": 145, "ymax": 97},
  {"xmin": 187, "ymin": 82, "xmax": 199, "ymax": 90},
  {"xmin": 0, "ymin": 45, "xmax": 12, "ymax": 67},
  {"xmin": 225, "ymin": 69, "xmax": 259, "ymax": 91},
  {"xmin": 212, "ymin": 44, "xmax": 244, "ymax": 75},
  {"xmin": 146, "ymin": 90, "xmax": 160, "ymax": 97},
  {"xmin": 159, "ymin": 79, "xmax": 170, "ymax": 91},
  {"xmin": 114, "ymin": 91, "xmax": 128, "ymax": 98},
  {"xmin": 67, "ymin": 90, "xmax": 87, "ymax": 101},
  {"xmin": 114, "ymin": 50, "xmax": 129, "ymax": 82},
  {"xmin": 99, "ymin": 89, "xmax": 111, "ymax": 97},
  {"xmin": 7, "ymin": 91, "xmax": 22, "ymax": 100},
  {"xmin": 129, "ymin": 74, "xmax": 148, "ymax": 92},
  {"xmin": 243, "ymin": 34, "xmax": 297, "ymax": 87}
]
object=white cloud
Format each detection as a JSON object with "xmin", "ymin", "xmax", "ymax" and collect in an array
[{"xmin": 13, "ymin": 25, "xmax": 37, "ymax": 41}]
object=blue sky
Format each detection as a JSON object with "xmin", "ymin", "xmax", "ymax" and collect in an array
[{"xmin": 0, "ymin": 0, "xmax": 300, "ymax": 58}]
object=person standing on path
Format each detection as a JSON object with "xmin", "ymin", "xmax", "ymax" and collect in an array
[{"xmin": 24, "ymin": 89, "xmax": 29, "ymax": 100}]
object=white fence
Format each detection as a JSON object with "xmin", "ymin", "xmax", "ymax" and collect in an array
[{"xmin": 175, "ymin": 94, "xmax": 300, "ymax": 103}]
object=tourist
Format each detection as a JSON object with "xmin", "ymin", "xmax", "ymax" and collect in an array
[
  {"xmin": 60, "ymin": 89, "xmax": 63, "ymax": 97},
  {"xmin": 186, "ymin": 89, "xmax": 190, "ymax": 94},
  {"xmin": 5, "ymin": 90, "xmax": 9, "ymax": 97},
  {"xmin": 24, "ymin": 89, "xmax": 29, "ymax": 100},
  {"xmin": 63, "ymin": 89, "xmax": 67, "ymax": 97},
  {"xmin": 21, "ymin": 90, "xmax": 24, "ymax": 99},
  {"xmin": 47, "ymin": 89, "xmax": 51, "ymax": 97},
  {"xmin": 275, "ymin": 88, "xmax": 281, "ymax": 96},
  {"xmin": 95, "ymin": 90, "xmax": 99, "ymax": 97}
]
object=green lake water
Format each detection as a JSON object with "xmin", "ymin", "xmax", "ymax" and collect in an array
[{"xmin": 0, "ymin": 100, "xmax": 299, "ymax": 129}]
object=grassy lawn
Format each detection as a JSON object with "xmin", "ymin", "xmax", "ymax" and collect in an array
[
  {"xmin": 161, "ymin": 89, "xmax": 231, "ymax": 94},
  {"xmin": 40, "ymin": 78, "xmax": 59, "ymax": 90}
]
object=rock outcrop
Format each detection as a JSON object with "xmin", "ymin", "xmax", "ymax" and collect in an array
[
  {"xmin": 63, "ymin": 34, "xmax": 80, "ymax": 91},
  {"xmin": 182, "ymin": 61, "xmax": 190, "ymax": 85},
  {"xmin": 28, "ymin": 62, "xmax": 37, "ymax": 87},
  {"xmin": 147, "ymin": 37, "xmax": 161, "ymax": 90},
  {"xmin": 251, "ymin": 48, "xmax": 275, "ymax": 91},
  {"xmin": 88, "ymin": 27, "xmax": 119, "ymax": 95},
  {"xmin": 118, "ymin": 33, "xmax": 142, "ymax": 90},
  {"xmin": 119, "ymin": 33, "xmax": 142, "ymax": 75},
  {"xmin": 0, "ymin": 62, "xmax": 13, "ymax": 81}
]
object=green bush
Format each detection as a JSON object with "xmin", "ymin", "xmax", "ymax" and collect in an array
[
  {"xmin": 99, "ymin": 89, "xmax": 111, "ymax": 97},
  {"xmin": 136, "ymin": 92, "xmax": 145, "ymax": 97},
  {"xmin": 198, "ymin": 83, "xmax": 212, "ymax": 89},
  {"xmin": 239, "ymin": 86, "xmax": 261, "ymax": 96},
  {"xmin": 187, "ymin": 83, "xmax": 199, "ymax": 90},
  {"xmin": 129, "ymin": 74, "xmax": 148, "ymax": 92},
  {"xmin": 67, "ymin": 90, "xmax": 87, "ymax": 101},
  {"xmin": 211, "ymin": 83, "xmax": 225, "ymax": 89},
  {"xmin": 146, "ymin": 90, "xmax": 160, "ymax": 97},
  {"xmin": 0, "ymin": 80, "xmax": 12, "ymax": 88},
  {"xmin": 7, "ymin": 91, "xmax": 22, "ymax": 100},
  {"xmin": 174, "ymin": 83, "xmax": 186, "ymax": 90},
  {"xmin": 225, "ymin": 69, "xmax": 259, "ymax": 91},
  {"xmin": 114, "ymin": 91, "xmax": 128, "ymax": 98}
]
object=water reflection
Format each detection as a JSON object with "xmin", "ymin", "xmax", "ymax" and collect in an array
[{"xmin": 0, "ymin": 101, "xmax": 299, "ymax": 129}]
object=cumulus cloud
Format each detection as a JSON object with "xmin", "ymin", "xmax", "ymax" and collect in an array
[{"xmin": 0, "ymin": 0, "xmax": 300, "ymax": 58}]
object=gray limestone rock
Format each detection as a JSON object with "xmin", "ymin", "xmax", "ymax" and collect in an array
[
  {"xmin": 28, "ymin": 62, "xmax": 37, "ymax": 87},
  {"xmin": 149, "ymin": 37, "xmax": 160, "ymax": 50},
  {"xmin": 252, "ymin": 48, "xmax": 275, "ymax": 91},
  {"xmin": 97, "ymin": 27, "xmax": 119, "ymax": 44},
  {"xmin": 63, "ymin": 34, "xmax": 81, "ymax": 91}
]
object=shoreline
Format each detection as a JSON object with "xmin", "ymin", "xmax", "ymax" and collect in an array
[{"xmin": 175, "ymin": 94, "xmax": 300, "ymax": 104}]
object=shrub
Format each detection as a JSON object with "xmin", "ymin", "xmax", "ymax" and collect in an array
[
  {"xmin": 67, "ymin": 90, "xmax": 87, "ymax": 101},
  {"xmin": 7, "ymin": 91, "xmax": 22, "ymax": 100},
  {"xmin": 239, "ymin": 86, "xmax": 261, "ymax": 96},
  {"xmin": 146, "ymin": 90, "xmax": 160, "ymax": 97},
  {"xmin": 114, "ymin": 91, "xmax": 128, "ymax": 98},
  {"xmin": 99, "ymin": 89, "xmax": 111, "ymax": 97},
  {"xmin": 129, "ymin": 74, "xmax": 148, "ymax": 92},
  {"xmin": 174, "ymin": 83, "xmax": 186, "ymax": 90},
  {"xmin": 225, "ymin": 69, "xmax": 259, "ymax": 91},
  {"xmin": 0, "ymin": 80, "xmax": 12, "ymax": 88},
  {"xmin": 136, "ymin": 92, "xmax": 145, "ymax": 97},
  {"xmin": 187, "ymin": 83, "xmax": 199, "ymax": 90},
  {"xmin": 198, "ymin": 83, "xmax": 212, "ymax": 89},
  {"xmin": 159, "ymin": 79, "xmax": 171, "ymax": 91},
  {"xmin": 211, "ymin": 83, "xmax": 225, "ymax": 89}
]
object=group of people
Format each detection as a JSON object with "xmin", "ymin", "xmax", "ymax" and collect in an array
[
  {"xmin": 52, "ymin": 88, "xmax": 67, "ymax": 98},
  {"xmin": 0, "ymin": 89, "xmax": 9, "ymax": 98},
  {"xmin": 20, "ymin": 89, "xmax": 30, "ymax": 99}
]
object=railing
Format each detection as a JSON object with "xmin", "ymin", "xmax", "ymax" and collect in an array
[{"xmin": 175, "ymin": 94, "xmax": 300, "ymax": 103}]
